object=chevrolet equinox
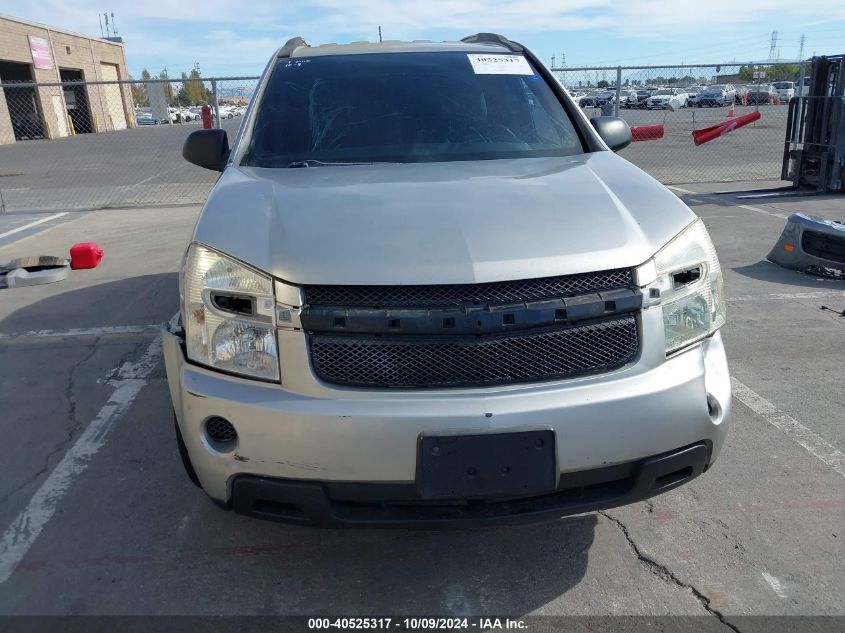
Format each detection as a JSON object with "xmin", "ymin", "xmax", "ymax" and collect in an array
[{"xmin": 165, "ymin": 33, "xmax": 731, "ymax": 527}]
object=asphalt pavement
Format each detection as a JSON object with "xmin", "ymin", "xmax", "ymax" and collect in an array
[
  {"xmin": 0, "ymin": 183, "xmax": 843, "ymax": 623},
  {"xmin": 0, "ymin": 103, "xmax": 787, "ymax": 218}
]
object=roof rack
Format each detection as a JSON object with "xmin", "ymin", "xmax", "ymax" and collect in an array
[
  {"xmin": 460, "ymin": 33, "xmax": 523, "ymax": 52},
  {"xmin": 277, "ymin": 36, "xmax": 308, "ymax": 58}
]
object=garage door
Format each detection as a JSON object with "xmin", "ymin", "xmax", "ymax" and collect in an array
[{"xmin": 99, "ymin": 63, "xmax": 127, "ymax": 130}]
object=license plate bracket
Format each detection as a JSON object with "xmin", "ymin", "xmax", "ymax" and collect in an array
[{"xmin": 417, "ymin": 430, "xmax": 556, "ymax": 500}]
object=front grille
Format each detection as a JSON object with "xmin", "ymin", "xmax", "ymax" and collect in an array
[
  {"xmin": 309, "ymin": 315, "xmax": 638, "ymax": 388},
  {"xmin": 802, "ymin": 229, "xmax": 845, "ymax": 264},
  {"xmin": 304, "ymin": 268, "xmax": 633, "ymax": 308}
]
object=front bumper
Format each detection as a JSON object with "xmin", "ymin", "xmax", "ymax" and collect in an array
[
  {"xmin": 231, "ymin": 442, "xmax": 710, "ymax": 527},
  {"xmin": 164, "ymin": 301, "xmax": 732, "ymax": 523}
]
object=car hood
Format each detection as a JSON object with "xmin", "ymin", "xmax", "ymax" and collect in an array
[{"xmin": 194, "ymin": 152, "xmax": 696, "ymax": 285}]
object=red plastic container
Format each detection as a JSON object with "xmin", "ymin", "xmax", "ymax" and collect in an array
[{"xmin": 69, "ymin": 242, "xmax": 104, "ymax": 270}]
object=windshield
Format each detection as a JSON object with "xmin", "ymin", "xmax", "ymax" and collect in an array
[
  {"xmin": 772, "ymin": 82, "xmax": 793, "ymax": 89},
  {"xmin": 243, "ymin": 52, "xmax": 584, "ymax": 167},
  {"xmin": 654, "ymin": 90, "xmax": 673, "ymax": 95}
]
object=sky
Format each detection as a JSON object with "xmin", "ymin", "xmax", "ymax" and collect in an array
[{"xmin": 1, "ymin": 0, "xmax": 844, "ymax": 79}]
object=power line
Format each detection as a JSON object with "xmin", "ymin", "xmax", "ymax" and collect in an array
[{"xmin": 768, "ymin": 30, "xmax": 779, "ymax": 61}]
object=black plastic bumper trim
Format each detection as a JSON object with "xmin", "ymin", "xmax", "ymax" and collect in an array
[{"xmin": 228, "ymin": 442, "xmax": 711, "ymax": 528}]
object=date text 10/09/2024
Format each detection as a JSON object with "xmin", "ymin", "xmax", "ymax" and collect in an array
[{"xmin": 307, "ymin": 618, "xmax": 528, "ymax": 630}]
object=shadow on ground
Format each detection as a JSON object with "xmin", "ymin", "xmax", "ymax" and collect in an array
[
  {"xmin": 731, "ymin": 260, "xmax": 845, "ymax": 289},
  {"xmin": 0, "ymin": 273, "xmax": 598, "ymax": 615}
]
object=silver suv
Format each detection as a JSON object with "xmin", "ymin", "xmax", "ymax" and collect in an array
[{"xmin": 166, "ymin": 33, "xmax": 731, "ymax": 527}]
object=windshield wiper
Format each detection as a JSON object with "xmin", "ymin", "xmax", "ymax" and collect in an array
[{"xmin": 286, "ymin": 159, "xmax": 373, "ymax": 168}]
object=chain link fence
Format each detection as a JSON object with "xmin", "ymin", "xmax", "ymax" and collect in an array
[
  {"xmin": 0, "ymin": 62, "xmax": 805, "ymax": 214},
  {"xmin": 0, "ymin": 76, "xmax": 258, "ymax": 213},
  {"xmin": 552, "ymin": 62, "xmax": 804, "ymax": 184}
]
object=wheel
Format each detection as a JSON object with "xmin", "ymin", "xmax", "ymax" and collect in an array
[{"xmin": 174, "ymin": 414, "xmax": 201, "ymax": 488}]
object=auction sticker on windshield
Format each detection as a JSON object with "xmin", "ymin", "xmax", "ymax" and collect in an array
[{"xmin": 467, "ymin": 54, "xmax": 534, "ymax": 75}]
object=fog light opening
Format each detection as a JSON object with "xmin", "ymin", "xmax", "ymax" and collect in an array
[
  {"xmin": 706, "ymin": 393, "xmax": 722, "ymax": 423},
  {"xmin": 204, "ymin": 416, "xmax": 238, "ymax": 452}
]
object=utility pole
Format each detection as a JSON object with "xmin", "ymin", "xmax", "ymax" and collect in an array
[
  {"xmin": 378, "ymin": 26, "xmax": 382, "ymax": 42},
  {"xmin": 561, "ymin": 53, "xmax": 566, "ymax": 67},
  {"xmin": 798, "ymin": 34, "xmax": 806, "ymax": 61},
  {"xmin": 768, "ymin": 30, "xmax": 779, "ymax": 61},
  {"xmin": 550, "ymin": 54, "xmax": 556, "ymax": 68}
]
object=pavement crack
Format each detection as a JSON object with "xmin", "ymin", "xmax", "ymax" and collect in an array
[
  {"xmin": 66, "ymin": 338, "xmax": 101, "ymax": 428},
  {"xmin": 599, "ymin": 510, "xmax": 742, "ymax": 633},
  {"xmin": 0, "ymin": 339, "xmax": 101, "ymax": 509}
]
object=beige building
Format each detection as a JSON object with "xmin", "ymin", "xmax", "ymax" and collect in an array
[{"xmin": 0, "ymin": 13, "xmax": 134, "ymax": 145}]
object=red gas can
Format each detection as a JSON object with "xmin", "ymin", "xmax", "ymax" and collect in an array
[{"xmin": 69, "ymin": 242, "xmax": 104, "ymax": 269}]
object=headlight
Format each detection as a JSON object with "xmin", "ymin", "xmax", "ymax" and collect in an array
[
  {"xmin": 640, "ymin": 219, "xmax": 726, "ymax": 354},
  {"xmin": 181, "ymin": 243, "xmax": 279, "ymax": 381}
]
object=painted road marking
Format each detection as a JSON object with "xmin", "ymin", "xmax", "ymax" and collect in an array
[
  {"xmin": 732, "ymin": 378, "xmax": 845, "ymax": 480},
  {"xmin": 736, "ymin": 203, "xmax": 789, "ymax": 220},
  {"xmin": 0, "ymin": 327, "xmax": 167, "ymax": 584},
  {"xmin": 762, "ymin": 572, "xmax": 788, "ymax": 599},
  {"xmin": 0, "ymin": 212, "xmax": 69, "ymax": 240},
  {"xmin": 0, "ymin": 325, "xmax": 161, "ymax": 340},
  {"xmin": 666, "ymin": 185, "xmax": 789, "ymax": 220},
  {"xmin": 727, "ymin": 291, "xmax": 845, "ymax": 303}
]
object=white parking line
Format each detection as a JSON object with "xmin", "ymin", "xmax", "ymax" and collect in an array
[
  {"xmin": 667, "ymin": 186, "xmax": 696, "ymax": 195},
  {"xmin": 728, "ymin": 291, "xmax": 845, "ymax": 303},
  {"xmin": 666, "ymin": 185, "xmax": 790, "ymax": 220},
  {"xmin": 735, "ymin": 203, "xmax": 789, "ymax": 220},
  {"xmin": 0, "ymin": 328, "xmax": 167, "ymax": 584},
  {"xmin": 0, "ymin": 212, "xmax": 69, "ymax": 240},
  {"xmin": 762, "ymin": 572, "xmax": 788, "ymax": 599},
  {"xmin": 0, "ymin": 325, "xmax": 160, "ymax": 340},
  {"xmin": 732, "ymin": 378, "xmax": 845, "ymax": 480}
]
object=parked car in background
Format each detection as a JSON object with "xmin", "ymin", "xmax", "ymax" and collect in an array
[
  {"xmin": 579, "ymin": 92, "xmax": 602, "ymax": 107},
  {"xmin": 135, "ymin": 111, "xmax": 158, "ymax": 125},
  {"xmin": 633, "ymin": 89, "xmax": 652, "ymax": 107},
  {"xmin": 647, "ymin": 88, "xmax": 688, "ymax": 109},
  {"xmin": 619, "ymin": 89, "xmax": 639, "ymax": 108},
  {"xmin": 570, "ymin": 91, "xmax": 587, "ymax": 105},
  {"xmin": 747, "ymin": 84, "xmax": 776, "ymax": 104},
  {"xmin": 685, "ymin": 86, "xmax": 702, "ymax": 106},
  {"xmin": 697, "ymin": 84, "xmax": 736, "ymax": 107},
  {"xmin": 594, "ymin": 90, "xmax": 616, "ymax": 106},
  {"xmin": 772, "ymin": 81, "xmax": 795, "ymax": 100}
]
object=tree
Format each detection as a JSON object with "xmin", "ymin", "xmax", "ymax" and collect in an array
[
  {"xmin": 597, "ymin": 79, "xmax": 609, "ymax": 88},
  {"xmin": 767, "ymin": 64, "xmax": 801, "ymax": 81},
  {"xmin": 739, "ymin": 63, "xmax": 801, "ymax": 82},
  {"xmin": 180, "ymin": 68, "xmax": 212, "ymax": 105},
  {"xmin": 129, "ymin": 71, "xmax": 149, "ymax": 106},
  {"xmin": 158, "ymin": 70, "xmax": 174, "ymax": 103}
]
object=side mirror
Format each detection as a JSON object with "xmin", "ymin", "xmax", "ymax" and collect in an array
[
  {"xmin": 590, "ymin": 116, "xmax": 632, "ymax": 152},
  {"xmin": 182, "ymin": 129, "xmax": 230, "ymax": 171}
]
